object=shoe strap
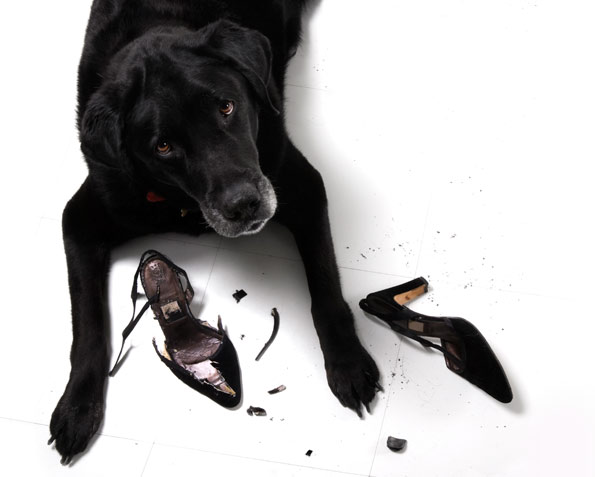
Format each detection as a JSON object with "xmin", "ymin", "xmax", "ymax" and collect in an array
[
  {"xmin": 109, "ymin": 250, "xmax": 165, "ymax": 376},
  {"xmin": 109, "ymin": 289, "xmax": 159, "ymax": 376},
  {"xmin": 360, "ymin": 296, "xmax": 466, "ymax": 370},
  {"xmin": 388, "ymin": 316, "xmax": 465, "ymax": 369}
]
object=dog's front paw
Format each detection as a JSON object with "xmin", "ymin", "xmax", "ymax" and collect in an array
[
  {"xmin": 325, "ymin": 343, "xmax": 381, "ymax": 417},
  {"xmin": 49, "ymin": 382, "xmax": 105, "ymax": 465}
]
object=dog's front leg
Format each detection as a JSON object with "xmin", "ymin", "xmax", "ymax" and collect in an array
[
  {"xmin": 276, "ymin": 144, "xmax": 380, "ymax": 416},
  {"xmin": 49, "ymin": 179, "xmax": 117, "ymax": 464}
]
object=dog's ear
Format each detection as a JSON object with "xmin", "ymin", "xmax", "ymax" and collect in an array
[
  {"xmin": 195, "ymin": 20, "xmax": 281, "ymax": 115},
  {"xmin": 79, "ymin": 83, "xmax": 123, "ymax": 169},
  {"xmin": 79, "ymin": 64, "xmax": 143, "ymax": 170}
]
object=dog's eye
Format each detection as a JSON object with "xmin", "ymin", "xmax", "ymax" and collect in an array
[
  {"xmin": 156, "ymin": 141, "xmax": 172, "ymax": 155},
  {"xmin": 219, "ymin": 100, "xmax": 234, "ymax": 116}
]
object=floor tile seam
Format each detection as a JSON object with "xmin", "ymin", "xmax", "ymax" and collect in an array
[
  {"xmin": 159, "ymin": 234, "xmax": 223, "ymax": 249},
  {"xmin": 0, "ymin": 415, "xmax": 49, "ymax": 427},
  {"xmin": 93, "ymin": 430, "xmax": 155, "ymax": 444},
  {"xmin": 33, "ymin": 216, "xmax": 45, "ymax": 236},
  {"xmin": 0, "ymin": 416, "xmax": 155, "ymax": 447},
  {"xmin": 421, "ymin": 276, "xmax": 574, "ymax": 302},
  {"xmin": 140, "ymin": 441, "xmax": 155, "ymax": 477},
  {"xmin": 367, "ymin": 337, "xmax": 404, "ymax": 476},
  {"xmin": 485, "ymin": 285, "xmax": 577, "ymax": 301},
  {"xmin": 198, "ymin": 245, "xmax": 222, "ymax": 306},
  {"xmin": 286, "ymin": 82, "xmax": 330, "ymax": 93},
  {"xmin": 38, "ymin": 215, "xmax": 58, "ymax": 225},
  {"xmin": 337, "ymin": 265, "xmax": 415, "ymax": 280},
  {"xmin": 146, "ymin": 440, "xmax": 369, "ymax": 476}
]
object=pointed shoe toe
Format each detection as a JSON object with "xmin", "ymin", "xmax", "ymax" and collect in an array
[
  {"xmin": 153, "ymin": 330, "xmax": 242, "ymax": 408},
  {"xmin": 449, "ymin": 318, "xmax": 512, "ymax": 403}
]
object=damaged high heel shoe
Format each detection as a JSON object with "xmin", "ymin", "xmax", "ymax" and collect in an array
[
  {"xmin": 359, "ymin": 277, "xmax": 512, "ymax": 403},
  {"xmin": 110, "ymin": 250, "xmax": 241, "ymax": 408}
]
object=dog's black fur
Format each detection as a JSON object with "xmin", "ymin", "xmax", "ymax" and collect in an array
[{"xmin": 50, "ymin": 0, "xmax": 380, "ymax": 463}]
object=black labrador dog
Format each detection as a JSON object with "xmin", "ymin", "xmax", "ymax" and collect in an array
[{"xmin": 50, "ymin": 0, "xmax": 380, "ymax": 463}]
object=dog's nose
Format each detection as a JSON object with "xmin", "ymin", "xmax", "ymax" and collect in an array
[{"xmin": 221, "ymin": 183, "xmax": 261, "ymax": 221}]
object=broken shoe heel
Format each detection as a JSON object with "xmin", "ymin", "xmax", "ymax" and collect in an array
[{"xmin": 359, "ymin": 277, "xmax": 512, "ymax": 403}]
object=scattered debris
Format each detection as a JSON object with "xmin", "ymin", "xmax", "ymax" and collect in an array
[
  {"xmin": 387, "ymin": 436, "xmax": 407, "ymax": 452},
  {"xmin": 268, "ymin": 384, "xmax": 286, "ymax": 394},
  {"xmin": 232, "ymin": 289, "xmax": 247, "ymax": 303},
  {"xmin": 255, "ymin": 308, "xmax": 280, "ymax": 361},
  {"xmin": 240, "ymin": 334, "xmax": 245, "ymax": 340},
  {"xmin": 247, "ymin": 406, "xmax": 267, "ymax": 416},
  {"xmin": 305, "ymin": 450, "xmax": 313, "ymax": 457}
]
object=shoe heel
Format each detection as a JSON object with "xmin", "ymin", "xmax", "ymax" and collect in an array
[
  {"xmin": 366, "ymin": 277, "xmax": 429, "ymax": 306},
  {"xmin": 391, "ymin": 277, "xmax": 429, "ymax": 305}
]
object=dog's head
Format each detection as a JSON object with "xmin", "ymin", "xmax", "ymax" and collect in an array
[{"xmin": 80, "ymin": 20, "xmax": 281, "ymax": 237}]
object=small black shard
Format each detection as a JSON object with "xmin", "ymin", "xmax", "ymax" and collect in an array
[
  {"xmin": 247, "ymin": 406, "xmax": 267, "ymax": 416},
  {"xmin": 387, "ymin": 436, "xmax": 407, "ymax": 452},
  {"xmin": 268, "ymin": 384, "xmax": 286, "ymax": 394},
  {"xmin": 233, "ymin": 289, "xmax": 247, "ymax": 303},
  {"xmin": 305, "ymin": 450, "xmax": 313, "ymax": 457}
]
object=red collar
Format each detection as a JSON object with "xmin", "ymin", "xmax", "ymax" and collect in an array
[
  {"xmin": 146, "ymin": 191, "xmax": 166, "ymax": 202},
  {"xmin": 147, "ymin": 191, "xmax": 189, "ymax": 217}
]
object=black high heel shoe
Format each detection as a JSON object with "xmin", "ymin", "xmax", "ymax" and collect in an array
[
  {"xmin": 359, "ymin": 277, "xmax": 512, "ymax": 403},
  {"xmin": 110, "ymin": 250, "xmax": 242, "ymax": 408}
]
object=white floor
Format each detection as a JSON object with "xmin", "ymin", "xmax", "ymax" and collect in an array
[{"xmin": 1, "ymin": 1, "xmax": 594, "ymax": 475}]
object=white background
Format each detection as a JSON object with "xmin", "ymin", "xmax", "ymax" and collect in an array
[{"xmin": 1, "ymin": 1, "xmax": 594, "ymax": 475}]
